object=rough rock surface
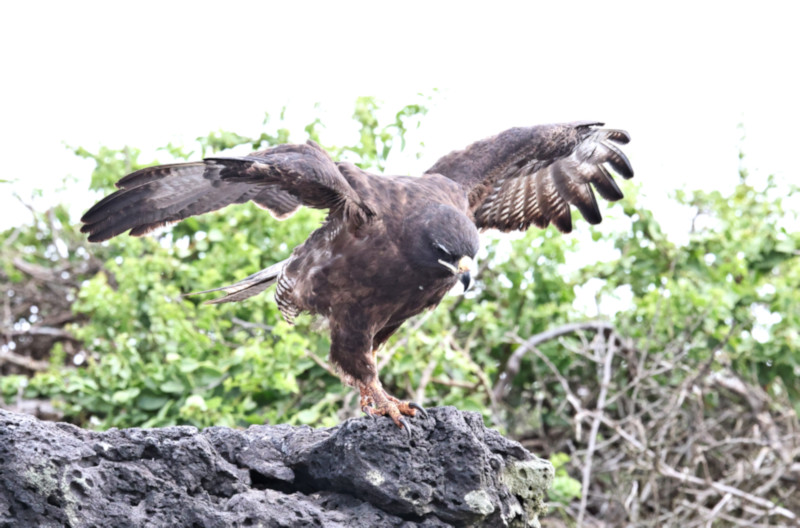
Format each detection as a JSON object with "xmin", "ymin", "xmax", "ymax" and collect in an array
[{"xmin": 0, "ymin": 406, "xmax": 553, "ymax": 527}]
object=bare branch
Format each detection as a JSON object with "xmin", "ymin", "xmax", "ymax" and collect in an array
[
  {"xmin": 493, "ymin": 321, "xmax": 615, "ymax": 401},
  {"xmin": 304, "ymin": 349, "xmax": 338, "ymax": 378},
  {"xmin": 658, "ymin": 462, "xmax": 797, "ymax": 522},
  {"xmin": 577, "ymin": 335, "xmax": 617, "ymax": 525},
  {"xmin": 414, "ymin": 358, "xmax": 438, "ymax": 404},
  {"xmin": 0, "ymin": 348, "xmax": 50, "ymax": 371}
]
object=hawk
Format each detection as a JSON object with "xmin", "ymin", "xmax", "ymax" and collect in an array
[{"xmin": 81, "ymin": 121, "xmax": 633, "ymax": 432}]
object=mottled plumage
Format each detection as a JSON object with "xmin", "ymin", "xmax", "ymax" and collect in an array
[{"xmin": 81, "ymin": 121, "xmax": 633, "ymax": 430}]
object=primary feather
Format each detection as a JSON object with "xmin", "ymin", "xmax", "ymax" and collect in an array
[{"xmin": 426, "ymin": 122, "xmax": 633, "ymax": 233}]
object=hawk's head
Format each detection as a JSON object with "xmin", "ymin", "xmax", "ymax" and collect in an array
[{"xmin": 403, "ymin": 204, "xmax": 479, "ymax": 290}]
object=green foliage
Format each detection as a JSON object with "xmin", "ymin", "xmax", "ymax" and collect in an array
[
  {"xmin": 71, "ymin": 145, "xmax": 146, "ymax": 192},
  {"xmin": 582, "ymin": 170, "xmax": 800, "ymax": 403},
  {"xmin": 548, "ymin": 453, "xmax": 582, "ymax": 505},
  {"xmin": 343, "ymin": 95, "xmax": 428, "ymax": 171},
  {"xmin": 1, "ymin": 375, "xmax": 29, "ymax": 402}
]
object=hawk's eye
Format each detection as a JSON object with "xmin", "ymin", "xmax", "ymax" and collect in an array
[{"xmin": 434, "ymin": 242, "xmax": 453, "ymax": 260}]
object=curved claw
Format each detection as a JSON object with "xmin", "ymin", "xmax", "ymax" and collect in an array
[
  {"xmin": 362, "ymin": 405, "xmax": 375, "ymax": 418},
  {"xmin": 408, "ymin": 402, "xmax": 428, "ymax": 419},
  {"xmin": 397, "ymin": 416, "xmax": 412, "ymax": 437}
]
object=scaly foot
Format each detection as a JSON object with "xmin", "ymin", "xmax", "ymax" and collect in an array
[{"xmin": 358, "ymin": 380, "xmax": 427, "ymax": 434}]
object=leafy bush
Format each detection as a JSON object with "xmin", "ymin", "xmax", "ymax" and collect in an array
[{"xmin": 548, "ymin": 452, "xmax": 582, "ymax": 506}]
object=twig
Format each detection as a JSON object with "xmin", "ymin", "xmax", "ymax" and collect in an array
[
  {"xmin": 429, "ymin": 378, "xmax": 476, "ymax": 389},
  {"xmin": 5, "ymin": 326, "xmax": 78, "ymax": 340},
  {"xmin": 443, "ymin": 331, "xmax": 499, "ymax": 419},
  {"xmin": 12, "ymin": 257, "xmax": 61, "ymax": 282},
  {"xmin": 528, "ymin": 344, "xmax": 584, "ymax": 417},
  {"xmin": 414, "ymin": 358, "xmax": 437, "ymax": 404},
  {"xmin": 658, "ymin": 461, "xmax": 797, "ymax": 521},
  {"xmin": 377, "ymin": 310, "xmax": 435, "ymax": 371},
  {"xmin": 231, "ymin": 317, "xmax": 274, "ymax": 333},
  {"xmin": 2, "ymin": 226, "xmax": 22, "ymax": 248},
  {"xmin": 304, "ymin": 349, "xmax": 338, "ymax": 378},
  {"xmin": 493, "ymin": 321, "xmax": 614, "ymax": 402},
  {"xmin": 0, "ymin": 348, "xmax": 50, "ymax": 371},
  {"xmin": 577, "ymin": 334, "xmax": 616, "ymax": 526},
  {"xmin": 705, "ymin": 493, "xmax": 733, "ymax": 527}
]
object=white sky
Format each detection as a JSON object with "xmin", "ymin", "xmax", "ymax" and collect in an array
[{"xmin": 1, "ymin": 1, "xmax": 797, "ymax": 236}]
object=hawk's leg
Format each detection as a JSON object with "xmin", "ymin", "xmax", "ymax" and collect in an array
[
  {"xmin": 357, "ymin": 378, "xmax": 427, "ymax": 430},
  {"xmin": 330, "ymin": 321, "xmax": 426, "ymax": 432}
]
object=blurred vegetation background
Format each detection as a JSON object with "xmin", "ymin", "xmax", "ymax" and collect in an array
[{"xmin": 2, "ymin": 98, "xmax": 798, "ymax": 526}]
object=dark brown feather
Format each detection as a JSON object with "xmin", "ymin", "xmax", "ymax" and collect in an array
[
  {"xmin": 253, "ymin": 185, "xmax": 302, "ymax": 219},
  {"xmin": 551, "ymin": 162, "xmax": 602, "ymax": 225},
  {"xmin": 80, "ymin": 141, "xmax": 372, "ymax": 242},
  {"xmin": 427, "ymin": 122, "xmax": 633, "ymax": 234}
]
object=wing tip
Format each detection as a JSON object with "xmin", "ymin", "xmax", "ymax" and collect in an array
[
  {"xmin": 572, "ymin": 120, "xmax": 605, "ymax": 129},
  {"xmin": 552, "ymin": 214, "xmax": 573, "ymax": 234},
  {"xmin": 81, "ymin": 221, "xmax": 118, "ymax": 243},
  {"xmin": 86, "ymin": 233, "xmax": 109, "ymax": 243},
  {"xmin": 605, "ymin": 129, "xmax": 631, "ymax": 145}
]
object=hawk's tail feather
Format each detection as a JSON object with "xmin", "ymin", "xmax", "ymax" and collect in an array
[{"xmin": 184, "ymin": 259, "xmax": 288, "ymax": 305}]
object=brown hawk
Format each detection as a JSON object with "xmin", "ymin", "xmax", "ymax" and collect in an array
[{"xmin": 81, "ymin": 121, "xmax": 633, "ymax": 432}]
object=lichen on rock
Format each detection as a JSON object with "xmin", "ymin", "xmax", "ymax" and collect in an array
[{"xmin": 0, "ymin": 406, "xmax": 553, "ymax": 527}]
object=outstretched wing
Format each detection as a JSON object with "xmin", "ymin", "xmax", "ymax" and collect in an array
[
  {"xmin": 81, "ymin": 141, "xmax": 373, "ymax": 242},
  {"xmin": 425, "ymin": 122, "xmax": 633, "ymax": 233}
]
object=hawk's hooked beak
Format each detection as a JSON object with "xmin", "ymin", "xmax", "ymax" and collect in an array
[
  {"xmin": 439, "ymin": 256, "xmax": 474, "ymax": 291},
  {"xmin": 459, "ymin": 270, "xmax": 473, "ymax": 291},
  {"xmin": 458, "ymin": 256, "xmax": 473, "ymax": 291}
]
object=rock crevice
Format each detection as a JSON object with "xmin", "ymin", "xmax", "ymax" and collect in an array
[{"xmin": 0, "ymin": 407, "xmax": 553, "ymax": 527}]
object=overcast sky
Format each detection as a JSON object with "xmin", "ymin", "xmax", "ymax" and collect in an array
[{"xmin": 1, "ymin": 1, "xmax": 797, "ymax": 235}]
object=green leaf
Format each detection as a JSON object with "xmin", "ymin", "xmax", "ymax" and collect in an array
[
  {"xmin": 178, "ymin": 358, "xmax": 200, "ymax": 373},
  {"xmin": 194, "ymin": 366, "xmax": 224, "ymax": 387},
  {"xmin": 136, "ymin": 393, "xmax": 171, "ymax": 411},
  {"xmin": 111, "ymin": 387, "xmax": 141, "ymax": 404},
  {"xmin": 159, "ymin": 380, "xmax": 186, "ymax": 394}
]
